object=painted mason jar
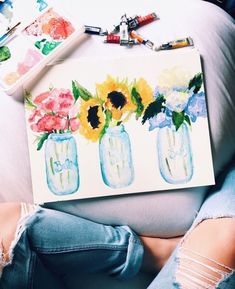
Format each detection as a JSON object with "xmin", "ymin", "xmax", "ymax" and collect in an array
[
  {"xmin": 45, "ymin": 132, "xmax": 79, "ymax": 195},
  {"xmin": 99, "ymin": 125, "xmax": 134, "ymax": 188},
  {"xmin": 157, "ymin": 123, "xmax": 193, "ymax": 184}
]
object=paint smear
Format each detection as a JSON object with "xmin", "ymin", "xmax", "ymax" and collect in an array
[
  {"xmin": 24, "ymin": 8, "xmax": 75, "ymax": 40},
  {"xmin": 0, "ymin": 46, "xmax": 11, "ymax": 62},
  {"xmin": 35, "ymin": 38, "xmax": 61, "ymax": 55},
  {"xmin": 37, "ymin": 0, "xmax": 48, "ymax": 12},
  {"xmin": 3, "ymin": 48, "xmax": 43, "ymax": 85},
  {"xmin": 0, "ymin": 0, "xmax": 14, "ymax": 21},
  {"xmin": 23, "ymin": 8, "xmax": 75, "ymax": 55}
]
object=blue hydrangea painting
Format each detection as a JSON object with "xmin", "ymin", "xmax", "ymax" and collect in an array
[{"xmin": 142, "ymin": 67, "xmax": 207, "ymax": 184}]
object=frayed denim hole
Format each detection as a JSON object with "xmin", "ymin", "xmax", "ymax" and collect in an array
[
  {"xmin": 175, "ymin": 214, "xmax": 235, "ymax": 261},
  {"xmin": 174, "ymin": 247, "xmax": 234, "ymax": 289},
  {"xmin": 181, "ymin": 214, "xmax": 235, "ymax": 247},
  {"xmin": 0, "ymin": 205, "xmax": 39, "ymax": 275},
  {"xmin": 214, "ymin": 269, "xmax": 235, "ymax": 289},
  {"xmin": 173, "ymin": 215, "xmax": 235, "ymax": 289}
]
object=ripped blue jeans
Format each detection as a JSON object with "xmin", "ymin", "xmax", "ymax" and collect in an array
[
  {"xmin": 1, "ymin": 165, "xmax": 235, "ymax": 289},
  {"xmin": 0, "ymin": 207, "xmax": 143, "ymax": 288},
  {"xmin": 147, "ymin": 160, "xmax": 235, "ymax": 289}
]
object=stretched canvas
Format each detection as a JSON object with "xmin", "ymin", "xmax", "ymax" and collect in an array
[{"xmin": 24, "ymin": 49, "xmax": 215, "ymax": 204}]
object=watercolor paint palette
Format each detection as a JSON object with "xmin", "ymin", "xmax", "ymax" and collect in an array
[{"xmin": 0, "ymin": 3, "xmax": 84, "ymax": 94}]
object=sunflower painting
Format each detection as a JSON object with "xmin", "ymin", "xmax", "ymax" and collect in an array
[
  {"xmin": 77, "ymin": 75, "xmax": 153, "ymax": 143},
  {"xmin": 25, "ymin": 51, "xmax": 214, "ymax": 204},
  {"xmin": 76, "ymin": 75, "xmax": 152, "ymax": 189},
  {"xmin": 96, "ymin": 75, "xmax": 136, "ymax": 121},
  {"xmin": 79, "ymin": 98, "xmax": 106, "ymax": 142}
]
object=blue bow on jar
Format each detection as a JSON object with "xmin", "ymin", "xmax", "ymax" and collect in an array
[{"xmin": 53, "ymin": 159, "xmax": 73, "ymax": 173}]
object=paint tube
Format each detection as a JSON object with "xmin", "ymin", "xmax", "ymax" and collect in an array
[
  {"xmin": 104, "ymin": 34, "xmax": 120, "ymax": 44},
  {"xmin": 134, "ymin": 12, "xmax": 159, "ymax": 28},
  {"xmin": 112, "ymin": 12, "xmax": 159, "ymax": 33},
  {"xmin": 155, "ymin": 37, "xmax": 194, "ymax": 51},
  {"xmin": 104, "ymin": 34, "xmax": 139, "ymax": 47},
  {"xmin": 84, "ymin": 25, "xmax": 108, "ymax": 36},
  {"xmin": 119, "ymin": 15, "xmax": 129, "ymax": 46},
  {"xmin": 130, "ymin": 30, "xmax": 155, "ymax": 50}
]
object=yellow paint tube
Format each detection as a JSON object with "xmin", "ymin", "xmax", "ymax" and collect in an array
[{"xmin": 155, "ymin": 37, "xmax": 194, "ymax": 51}]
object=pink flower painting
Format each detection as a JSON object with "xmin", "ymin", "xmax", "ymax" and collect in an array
[{"xmin": 26, "ymin": 87, "xmax": 80, "ymax": 150}]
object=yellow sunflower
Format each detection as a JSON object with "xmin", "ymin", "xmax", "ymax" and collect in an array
[
  {"xmin": 79, "ymin": 98, "xmax": 105, "ymax": 142},
  {"xmin": 96, "ymin": 75, "xmax": 136, "ymax": 121},
  {"xmin": 134, "ymin": 78, "xmax": 154, "ymax": 108}
]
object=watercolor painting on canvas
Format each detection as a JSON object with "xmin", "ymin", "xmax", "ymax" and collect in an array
[{"xmin": 24, "ymin": 49, "xmax": 215, "ymax": 204}]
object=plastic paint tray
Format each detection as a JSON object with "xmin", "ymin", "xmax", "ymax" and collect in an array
[{"xmin": 0, "ymin": 4, "xmax": 84, "ymax": 95}]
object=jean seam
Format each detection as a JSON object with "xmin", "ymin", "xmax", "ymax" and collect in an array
[
  {"xmin": 33, "ymin": 244, "xmax": 129, "ymax": 254},
  {"xmin": 32, "ymin": 232, "xmax": 142, "ymax": 253},
  {"xmin": 28, "ymin": 251, "xmax": 37, "ymax": 289}
]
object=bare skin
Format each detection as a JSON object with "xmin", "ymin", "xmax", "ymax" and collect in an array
[
  {"xmin": 140, "ymin": 235, "xmax": 181, "ymax": 273},
  {"xmin": 0, "ymin": 203, "xmax": 21, "ymax": 262},
  {"xmin": 181, "ymin": 218, "xmax": 235, "ymax": 268}
]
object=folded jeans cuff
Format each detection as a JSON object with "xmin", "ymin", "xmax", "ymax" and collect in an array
[{"xmin": 116, "ymin": 226, "xmax": 144, "ymax": 280}]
